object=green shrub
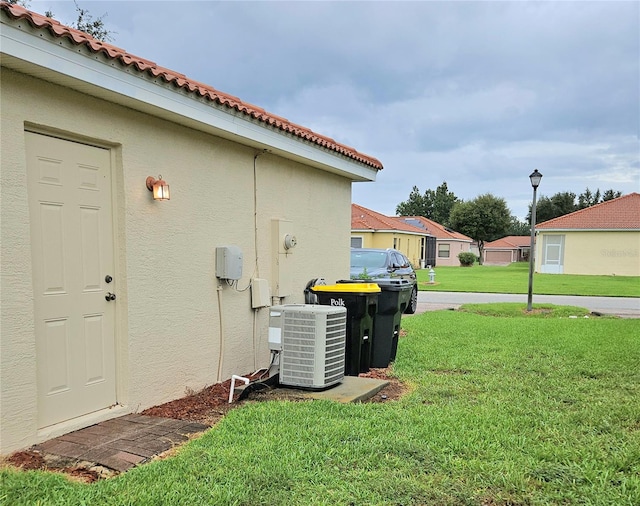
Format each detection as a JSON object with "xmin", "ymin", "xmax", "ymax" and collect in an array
[
  {"xmin": 458, "ymin": 252, "xmax": 476, "ymax": 267},
  {"xmin": 350, "ymin": 267, "xmax": 373, "ymax": 280}
]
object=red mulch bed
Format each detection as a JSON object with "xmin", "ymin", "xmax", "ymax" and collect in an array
[{"xmin": 140, "ymin": 367, "xmax": 407, "ymax": 423}]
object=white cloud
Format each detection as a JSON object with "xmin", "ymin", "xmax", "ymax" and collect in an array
[{"xmin": 33, "ymin": 0, "xmax": 639, "ymax": 224}]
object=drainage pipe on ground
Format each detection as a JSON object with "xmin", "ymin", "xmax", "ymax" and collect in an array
[{"xmin": 228, "ymin": 375, "xmax": 250, "ymax": 403}]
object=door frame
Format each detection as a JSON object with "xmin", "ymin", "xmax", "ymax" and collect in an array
[{"xmin": 25, "ymin": 126, "xmax": 129, "ymax": 437}]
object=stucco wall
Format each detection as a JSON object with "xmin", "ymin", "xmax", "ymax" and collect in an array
[
  {"xmin": 435, "ymin": 240, "xmax": 471, "ymax": 266},
  {"xmin": 1, "ymin": 69, "xmax": 352, "ymax": 452},
  {"xmin": 536, "ymin": 230, "xmax": 640, "ymax": 276},
  {"xmin": 354, "ymin": 232, "xmax": 424, "ymax": 268}
]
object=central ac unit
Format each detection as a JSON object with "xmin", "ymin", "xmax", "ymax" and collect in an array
[{"xmin": 269, "ymin": 304, "xmax": 347, "ymax": 390}]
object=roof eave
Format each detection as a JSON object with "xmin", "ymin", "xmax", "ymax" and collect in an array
[
  {"xmin": 351, "ymin": 229, "xmax": 430, "ymax": 236},
  {"xmin": 0, "ymin": 19, "xmax": 379, "ymax": 182},
  {"xmin": 536, "ymin": 228, "xmax": 640, "ymax": 232}
]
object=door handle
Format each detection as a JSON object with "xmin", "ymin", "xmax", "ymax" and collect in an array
[{"xmin": 105, "ymin": 292, "xmax": 116, "ymax": 301}]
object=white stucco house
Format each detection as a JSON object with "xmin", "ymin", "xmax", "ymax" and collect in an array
[{"xmin": 0, "ymin": 3, "xmax": 382, "ymax": 454}]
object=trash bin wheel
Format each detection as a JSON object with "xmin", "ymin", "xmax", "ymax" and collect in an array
[{"xmin": 404, "ymin": 285, "xmax": 418, "ymax": 314}]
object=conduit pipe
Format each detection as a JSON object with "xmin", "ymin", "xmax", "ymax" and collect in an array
[
  {"xmin": 228, "ymin": 374, "xmax": 250, "ymax": 403},
  {"xmin": 216, "ymin": 283, "xmax": 224, "ymax": 382}
]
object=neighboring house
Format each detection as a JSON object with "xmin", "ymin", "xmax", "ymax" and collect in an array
[
  {"xmin": 351, "ymin": 204, "xmax": 429, "ymax": 268},
  {"xmin": 0, "ymin": 4, "xmax": 382, "ymax": 454},
  {"xmin": 535, "ymin": 193, "xmax": 640, "ymax": 276},
  {"xmin": 397, "ymin": 216, "xmax": 473, "ymax": 267},
  {"xmin": 483, "ymin": 236, "xmax": 531, "ymax": 265}
]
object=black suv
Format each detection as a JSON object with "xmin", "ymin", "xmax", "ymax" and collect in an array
[{"xmin": 350, "ymin": 248, "xmax": 418, "ymax": 314}]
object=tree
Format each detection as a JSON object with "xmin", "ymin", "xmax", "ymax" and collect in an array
[
  {"xmin": 427, "ymin": 181, "xmax": 460, "ymax": 225},
  {"xmin": 577, "ymin": 188, "xmax": 600, "ymax": 209},
  {"xmin": 395, "ymin": 186, "xmax": 427, "ymax": 217},
  {"xmin": 71, "ymin": 0, "xmax": 113, "ymax": 42},
  {"xmin": 7, "ymin": 0, "xmax": 114, "ymax": 42},
  {"xmin": 529, "ymin": 192, "xmax": 577, "ymax": 224},
  {"xmin": 530, "ymin": 187, "xmax": 624, "ymax": 224},
  {"xmin": 396, "ymin": 181, "xmax": 460, "ymax": 226},
  {"xmin": 578, "ymin": 187, "xmax": 622, "ymax": 209},
  {"xmin": 507, "ymin": 216, "xmax": 530, "ymax": 236},
  {"xmin": 449, "ymin": 194, "xmax": 512, "ymax": 265},
  {"xmin": 602, "ymin": 189, "xmax": 623, "ymax": 202}
]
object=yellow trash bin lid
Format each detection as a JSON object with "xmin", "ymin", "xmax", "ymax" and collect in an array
[{"xmin": 310, "ymin": 283, "xmax": 381, "ymax": 293}]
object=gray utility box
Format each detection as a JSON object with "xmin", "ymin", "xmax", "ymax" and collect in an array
[{"xmin": 215, "ymin": 245, "xmax": 243, "ymax": 280}]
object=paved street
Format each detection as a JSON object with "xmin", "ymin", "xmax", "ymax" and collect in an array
[{"xmin": 417, "ymin": 291, "xmax": 640, "ymax": 318}]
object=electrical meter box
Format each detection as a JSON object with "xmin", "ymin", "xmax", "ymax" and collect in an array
[{"xmin": 216, "ymin": 246, "xmax": 243, "ymax": 280}]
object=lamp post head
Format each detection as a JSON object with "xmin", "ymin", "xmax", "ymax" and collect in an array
[{"xmin": 529, "ymin": 169, "xmax": 543, "ymax": 189}]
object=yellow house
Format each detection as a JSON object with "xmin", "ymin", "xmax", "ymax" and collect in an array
[
  {"xmin": 351, "ymin": 204, "xmax": 429, "ymax": 268},
  {"xmin": 1, "ymin": 4, "xmax": 382, "ymax": 454},
  {"xmin": 396, "ymin": 216, "xmax": 473, "ymax": 267},
  {"xmin": 535, "ymin": 193, "xmax": 640, "ymax": 276}
]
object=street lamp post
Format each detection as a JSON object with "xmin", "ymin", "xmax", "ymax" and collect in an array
[{"xmin": 527, "ymin": 169, "xmax": 543, "ymax": 311}]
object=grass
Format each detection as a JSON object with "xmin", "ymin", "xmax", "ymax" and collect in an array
[
  {"xmin": 2, "ymin": 304, "xmax": 639, "ymax": 505},
  {"xmin": 417, "ymin": 262, "xmax": 640, "ymax": 297}
]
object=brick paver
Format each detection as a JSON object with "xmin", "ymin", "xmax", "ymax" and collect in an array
[{"xmin": 31, "ymin": 415, "xmax": 209, "ymax": 472}]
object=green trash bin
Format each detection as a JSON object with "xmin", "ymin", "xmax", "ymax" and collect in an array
[{"xmin": 310, "ymin": 283, "xmax": 380, "ymax": 376}]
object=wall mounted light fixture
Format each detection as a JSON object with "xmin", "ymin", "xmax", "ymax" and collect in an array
[{"xmin": 146, "ymin": 175, "xmax": 170, "ymax": 201}]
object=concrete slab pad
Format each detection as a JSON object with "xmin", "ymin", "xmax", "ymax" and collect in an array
[{"xmin": 275, "ymin": 376, "xmax": 389, "ymax": 403}]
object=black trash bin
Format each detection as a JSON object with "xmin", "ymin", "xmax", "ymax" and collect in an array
[
  {"xmin": 310, "ymin": 283, "xmax": 380, "ymax": 376},
  {"xmin": 369, "ymin": 278, "xmax": 413, "ymax": 367},
  {"xmin": 338, "ymin": 278, "xmax": 413, "ymax": 367}
]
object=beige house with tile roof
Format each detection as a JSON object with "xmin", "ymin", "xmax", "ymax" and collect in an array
[
  {"xmin": 483, "ymin": 236, "xmax": 531, "ymax": 265},
  {"xmin": 535, "ymin": 193, "xmax": 640, "ymax": 276},
  {"xmin": 351, "ymin": 204, "xmax": 430, "ymax": 268},
  {"xmin": 396, "ymin": 216, "xmax": 473, "ymax": 267},
  {"xmin": 0, "ymin": 3, "xmax": 382, "ymax": 454}
]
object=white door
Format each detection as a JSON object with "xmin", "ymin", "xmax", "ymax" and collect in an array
[
  {"xmin": 26, "ymin": 132, "xmax": 117, "ymax": 428},
  {"xmin": 541, "ymin": 234, "xmax": 565, "ymax": 274}
]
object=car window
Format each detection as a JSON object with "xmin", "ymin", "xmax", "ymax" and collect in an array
[
  {"xmin": 391, "ymin": 252, "xmax": 402, "ymax": 268},
  {"xmin": 351, "ymin": 251, "xmax": 387, "ymax": 269}
]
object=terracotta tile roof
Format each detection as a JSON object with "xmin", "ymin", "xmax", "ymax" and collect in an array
[
  {"xmin": 397, "ymin": 216, "xmax": 472, "ymax": 242},
  {"xmin": 485, "ymin": 236, "xmax": 531, "ymax": 249},
  {"xmin": 352, "ymin": 204, "xmax": 427, "ymax": 234},
  {"xmin": 536, "ymin": 192, "xmax": 640, "ymax": 230},
  {"xmin": 1, "ymin": 2, "xmax": 383, "ymax": 171}
]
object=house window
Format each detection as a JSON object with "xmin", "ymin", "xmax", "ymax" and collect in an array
[
  {"xmin": 393, "ymin": 238, "xmax": 399, "ymax": 249},
  {"xmin": 351, "ymin": 236, "xmax": 363, "ymax": 248},
  {"xmin": 438, "ymin": 243, "xmax": 450, "ymax": 258}
]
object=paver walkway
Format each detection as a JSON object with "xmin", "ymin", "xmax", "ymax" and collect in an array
[{"xmin": 32, "ymin": 414, "xmax": 209, "ymax": 472}]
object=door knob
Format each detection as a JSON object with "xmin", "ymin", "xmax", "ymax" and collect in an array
[
  {"xmin": 105, "ymin": 292, "xmax": 116, "ymax": 301},
  {"xmin": 105, "ymin": 275, "xmax": 113, "ymax": 283}
]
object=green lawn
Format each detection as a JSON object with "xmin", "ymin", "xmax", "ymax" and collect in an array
[
  {"xmin": 417, "ymin": 262, "xmax": 640, "ymax": 297},
  {"xmin": 2, "ymin": 305, "xmax": 639, "ymax": 505}
]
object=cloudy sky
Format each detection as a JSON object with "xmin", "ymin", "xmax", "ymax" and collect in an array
[{"xmin": 33, "ymin": 0, "xmax": 639, "ymax": 220}]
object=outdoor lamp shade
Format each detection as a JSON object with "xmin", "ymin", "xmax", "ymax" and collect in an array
[
  {"xmin": 529, "ymin": 169, "xmax": 543, "ymax": 189},
  {"xmin": 146, "ymin": 175, "xmax": 170, "ymax": 200}
]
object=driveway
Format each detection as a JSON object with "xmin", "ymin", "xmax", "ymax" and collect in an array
[{"xmin": 416, "ymin": 291, "xmax": 640, "ymax": 318}]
